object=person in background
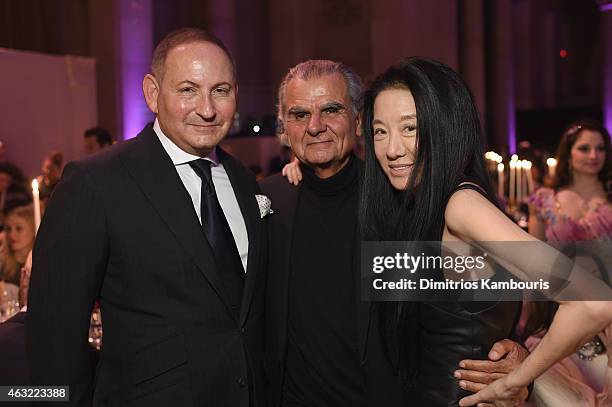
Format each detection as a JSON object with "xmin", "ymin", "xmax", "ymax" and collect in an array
[
  {"xmin": 0, "ymin": 161, "xmax": 30, "ymax": 221},
  {"xmin": 0, "ymin": 141, "xmax": 7, "ymax": 160},
  {"xmin": 528, "ymin": 119, "xmax": 612, "ymax": 242},
  {"xmin": 523, "ymin": 119, "xmax": 612, "ymax": 406},
  {"xmin": 0, "ymin": 250, "xmax": 31, "ymax": 385},
  {"xmin": 268, "ymin": 145, "xmax": 293, "ymax": 174},
  {"xmin": 83, "ymin": 126, "xmax": 113, "ymax": 155},
  {"xmin": 0, "ymin": 205, "xmax": 35, "ymax": 288},
  {"xmin": 37, "ymin": 150, "xmax": 63, "ymax": 201},
  {"xmin": 248, "ymin": 164, "xmax": 264, "ymax": 181}
]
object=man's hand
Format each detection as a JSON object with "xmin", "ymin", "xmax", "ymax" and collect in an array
[
  {"xmin": 455, "ymin": 339, "xmax": 529, "ymax": 406},
  {"xmin": 281, "ymin": 158, "xmax": 302, "ymax": 186}
]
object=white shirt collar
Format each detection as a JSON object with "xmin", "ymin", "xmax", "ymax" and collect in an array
[{"xmin": 153, "ymin": 118, "xmax": 218, "ymax": 166}]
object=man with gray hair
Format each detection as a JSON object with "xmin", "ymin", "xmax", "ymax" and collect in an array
[
  {"xmin": 261, "ymin": 60, "xmax": 530, "ymax": 407},
  {"xmin": 261, "ymin": 59, "xmax": 380, "ymax": 407}
]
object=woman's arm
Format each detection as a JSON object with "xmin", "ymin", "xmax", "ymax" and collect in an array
[
  {"xmin": 528, "ymin": 204, "xmax": 546, "ymax": 241},
  {"xmin": 444, "ymin": 190, "xmax": 612, "ymax": 405}
]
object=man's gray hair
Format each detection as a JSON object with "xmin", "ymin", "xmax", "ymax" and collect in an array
[{"xmin": 277, "ymin": 60, "xmax": 364, "ymax": 119}]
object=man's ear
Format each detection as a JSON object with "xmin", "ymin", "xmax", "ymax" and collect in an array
[
  {"xmin": 276, "ymin": 116, "xmax": 291, "ymax": 147},
  {"xmin": 276, "ymin": 116, "xmax": 286, "ymax": 135},
  {"xmin": 355, "ymin": 113, "xmax": 363, "ymax": 138},
  {"xmin": 143, "ymin": 74, "xmax": 160, "ymax": 114}
]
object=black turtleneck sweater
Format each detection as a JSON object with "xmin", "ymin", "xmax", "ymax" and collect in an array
[{"xmin": 282, "ymin": 155, "xmax": 366, "ymax": 407}]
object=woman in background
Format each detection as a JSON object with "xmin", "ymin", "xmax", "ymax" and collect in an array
[
  {"xmin": 529, "ymin": 119, "xmax": 611, "ymax": 242},
  {"xmin": 524, "ymin": 119, "xmax": 612, "ymax": 406},
  {"xmin": 0, "ymin": 205, "xmax": 35, "ymax": 287}
]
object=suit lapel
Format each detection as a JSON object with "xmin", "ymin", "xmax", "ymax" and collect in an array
[
  {"xmin": 218, "ymin": 149, "xmax": 262, "ymax": 326},
  {"xmin": 119, "ymin": 126, "xmax": 234, "ymax": 316}
]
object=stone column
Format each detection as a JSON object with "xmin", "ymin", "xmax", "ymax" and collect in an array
[
  {"xmin": 459, "ymin": 0, "xmax": 487, "ymax": 139},
  {"xmin": 117, "ymin": 0, "xmax": 154, "ymax": 140},
  {"xmin": 488, "ymin": 0, "xmax": 516, "ymax": 154},
  {"xmin": 88, "ymin": 0, "xmax": 153, "ymax": 140},
  {"xmin": 600, "ymin": 1, "xmax": 612, "ymax": 134}
]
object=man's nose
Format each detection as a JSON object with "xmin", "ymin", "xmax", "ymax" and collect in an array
[
  {"xmin": 196, "ymin": 93, "xmax": 216, "ymax": 121},
  {"xmin": 306, "ymin": 111, "xmax": 326, "ymax": 136}
]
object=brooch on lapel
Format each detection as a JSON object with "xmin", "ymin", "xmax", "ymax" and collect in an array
[{"xmin": 255, "ymin": 194, "xmax": 274, "ymax": 218}]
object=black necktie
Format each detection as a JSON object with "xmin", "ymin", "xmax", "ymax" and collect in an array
[{"xmin": 189, "ymin": 159, "xmax": 245, "ymax": 314}]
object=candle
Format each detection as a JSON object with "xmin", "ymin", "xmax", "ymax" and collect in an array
[
  {"xmin": 32, "ymin": 179, "xmax": 41, "ymax": 233},
  {"xmin": 524, "ymin": 161, "xmax": 535, "ymax": 195},
  {"xmin": 516, "ymin": 160, "xmax": 523, "ymax": 204},
  {"xmin": 509, "ymin": 160, "xmax": 516, "ymax": 205},
  {"xmin": 523, "ymin": 161, "xmax": 529, "ymax": 198},
  {"xmin": 546, "ymin": 157, "xmax": 557, "ymax": 177},
  {"xmin": 497, "ymin": 163, "xmax": 505, "ymax": 198}
]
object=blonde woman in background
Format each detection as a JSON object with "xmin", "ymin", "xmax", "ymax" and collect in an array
[{"xmin": 0, "ymin": 205, "xmax": 35, "ymax": 288}]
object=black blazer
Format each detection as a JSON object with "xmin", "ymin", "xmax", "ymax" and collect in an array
[
  {"xmin": 27, "ymin": 125, "xmax": 268, "ymax": 407},
  {"xmin": 0, "ymin": 311, "xmax": 29, "ymax": 386},
  {"xmin": 259, "ymin": 170, "xmax": 406, "ymax": 407}
]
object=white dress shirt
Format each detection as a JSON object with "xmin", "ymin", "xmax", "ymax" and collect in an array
[{"xmin": 153, "ymin": 119, "xmax": 249, "ymax": 272}]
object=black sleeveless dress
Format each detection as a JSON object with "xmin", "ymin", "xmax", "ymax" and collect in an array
[{"xmin": 413, "ymin": 181, "xmax": 522, "ymax": 406}]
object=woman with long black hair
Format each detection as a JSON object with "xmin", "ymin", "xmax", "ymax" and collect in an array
[{"xmin": 359, "ymin": 57, "xmax": 612, "ymax": 406}]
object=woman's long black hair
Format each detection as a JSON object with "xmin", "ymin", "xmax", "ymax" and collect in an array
[{"xmin": 359, "ymin": 57, "xmax": 499, "ymax": 389}]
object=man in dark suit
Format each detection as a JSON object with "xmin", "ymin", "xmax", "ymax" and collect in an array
[
  {"xmin": 27, "ymin": 28, "xmax": 268, "ymax": 406},
  {"xmin": 0, "ymin": 311, "xmax": 28, "ymax": 385},
  {"xmin": 260, "ymin": 60, "xmax": 530, "ymax": 407}
]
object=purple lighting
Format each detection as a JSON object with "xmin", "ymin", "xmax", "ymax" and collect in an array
[
  {"xmin": 600, "ymin": 2, "xmax": 612, "ymax": 12},
  {"xmin": 508, "ymin": 103, "xmax": 517, "ymax": 154},
  {"xmin": 508, "ymin": 57, "xmax": 517, "ymax": 154},
  {"xmin": 118, "ymin": 0, "xmax": 153, "ymax": 140},
  {"xmin": 606, "ymin": 103, "xmax": 612, "ymax": 137},
  {"xmin": 605, "ymin": 6, "xmax": 612, "ymax": 136}
]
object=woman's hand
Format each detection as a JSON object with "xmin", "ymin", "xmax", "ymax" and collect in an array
[
  {"xmin": 601, "ymin": 323, "xmax": 612, "ymax": 368},
  {"xmin": 19, "ymin": 250, "xmax": 32, "ymax": 308},
  {"xmin": 282, "ymin": 158, "xmax": 302, "ymax": 186},
  {"xmin": 459, "ymin": 373, "xmax": 525, "ymax": 406}
]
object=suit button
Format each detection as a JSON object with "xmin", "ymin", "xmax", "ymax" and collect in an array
[
  {"xmin": 241, "ymin": 327, "xmax": 245, "ymax": 333},
  {"xmin": 238, "ymin": 376, "xmax": 247, "ymax": 388}
]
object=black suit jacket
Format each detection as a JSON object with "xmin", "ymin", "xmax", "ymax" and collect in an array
[
  {"xmin": 0, "ymin": 311, "xmax": 29, "ymax": 386},
  {"xmin": 27, "ymin": 125, "xmax": 268, "ymax": 406},
  {"xmin": 259, "ymin": 169, "xmax": 406, "ymax": 407}
]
